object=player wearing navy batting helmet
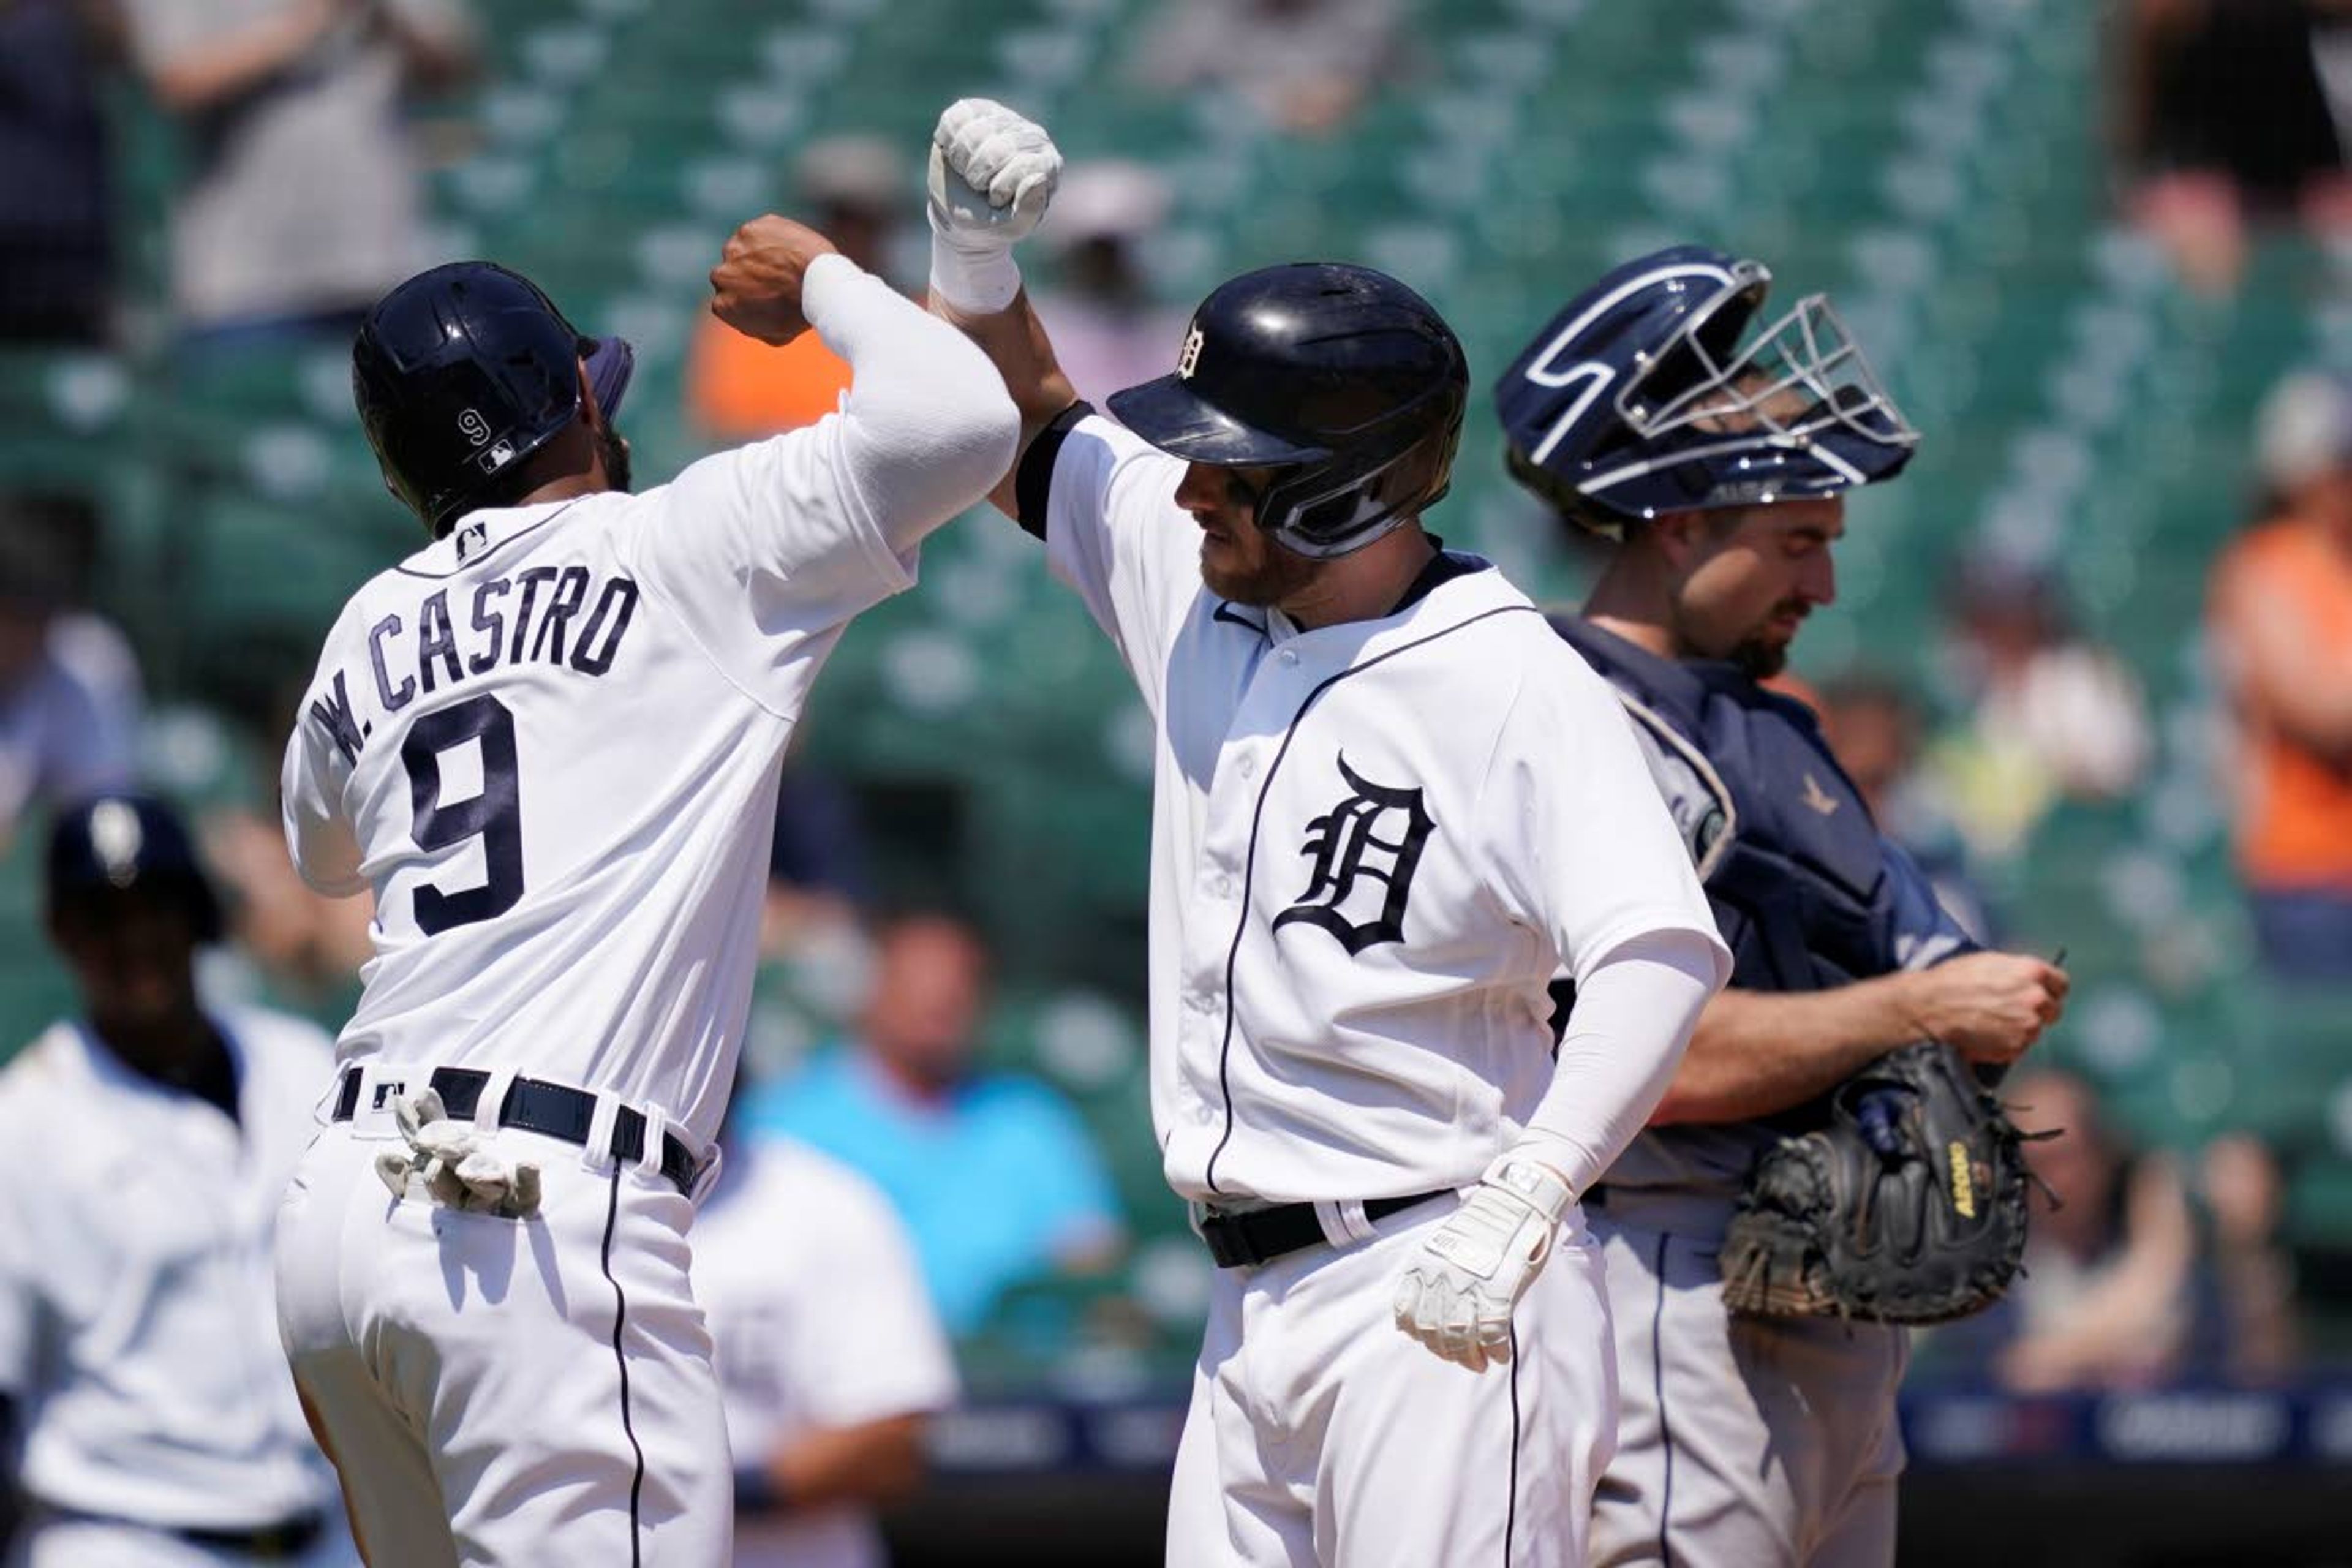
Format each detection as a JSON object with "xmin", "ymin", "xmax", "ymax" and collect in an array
[
  {"xmin": 273, "ymin": 211, "xmax": 1015, "ymax": 1564},
  {"xmin": 924, "ymin": 100, "xmax": 1733, "ymax": 1566}
]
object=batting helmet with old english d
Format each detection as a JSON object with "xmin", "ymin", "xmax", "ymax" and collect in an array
[{"xmin": 1109, "ymin": 262, "xmax": 1468, "ymax": 559}]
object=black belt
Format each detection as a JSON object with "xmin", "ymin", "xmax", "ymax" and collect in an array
[
  {"xmin": 176, "ymin": 1509, "xmax": 326, "ymax": 1559},
  {"xmin": 50, "ymin": 1506, "xmax": 325, "ymax": 1561},
  {"xmin": 333, "ymin": 1066, "xmax": 703, "ymax": 1196},
  {"xmin": 1198, "ymin": 1189, "xmax": 1453, "ymax": 1269}
]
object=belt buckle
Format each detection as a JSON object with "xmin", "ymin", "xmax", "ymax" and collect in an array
[{"xmin": 346, "ymin": 1063, "xmax": 425, "ymax": 1140}]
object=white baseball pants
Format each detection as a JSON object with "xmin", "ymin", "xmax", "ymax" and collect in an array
[
  {"xmin": 274, "ymin": 1118, "xmax": 732, "ymax": 1567},
  {"xmin": 1166, "ymin": 1196, "xmax": 1617, "ymax": 1567},
  {"xmin": 1588, "ymin": 1215, "xmax": 1907, "ymax": 1568}
]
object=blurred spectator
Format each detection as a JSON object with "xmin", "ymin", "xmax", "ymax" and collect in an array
[
  {"xmin": 1926, "ymin": 553, "xmax": 2150, "ymax": 859},
  {"xmin": 1128, "ymin": 0, "xmax": 1408, "ymax": 136},
  {"xmin": 0, "ymin": 0, "xmax": 113, "ymax": 344},
  {"xmin": 1030, "ymin": 162, "xmax": 1189, "ymax": 408},
  {"xmin": 744, "ymin": 910, "xmax": 1125, "ymax": 1336},
  {"xmin": 688, "ymin": 135, "xmax": 910, "ymax": 442},
  {"xmin": 0, "ymin": 794, "xmax": 353, "ymax": 1566},
  {"xmin": 763, "ymin": 752, "xmax": 875, "ymax": 958},
  {"xmin": 695, "ymin": 1085, "xmax": 957, "ymax": 1568},
  {"xmin": 2191, "ymin": 1131, "xmax": 2302, "ymax": 1382},
  {"xmin": 2208, "ymin": 370, "xmax": 2352, "ymax": 981},
  {"xmin": 115, "ymin": 0, "xmax": 475, "ymax": 349},
  {"xmin": 1988, "ymin": 1068, "xmax": 2198, "ymax": 1392},
  {"xmin": 155, "ymin": 630, "xmax": 374, "ymax": 1014},
  {"xmin": 0, "ymin": 500, "xmax": 141, "ymax": 853},
  {"xmin": 2113, "ymin": 0, "xmax": 2352, "ymax": 295},
  {"xmin": 1817, "ymin": 671, "xmax": 1996, "ymax": 943}
]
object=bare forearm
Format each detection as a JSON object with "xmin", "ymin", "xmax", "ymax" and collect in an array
[
  {"xmin": 756, "ymin": 1415, "xmax": 927, "ymax": 1514},
  {"xmin": 147, "ymin": 0, "xmax": 334, "ymax": 111},
  {"xmin": 927, "ymin": 288, "xmax": 1079, "ymax": 518},
  {"xmin": 1650, "ymin": 973, "xmax": 1923, "ymax": 1125}
]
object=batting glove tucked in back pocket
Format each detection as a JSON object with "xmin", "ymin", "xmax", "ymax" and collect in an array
[{"xmin": 1392, "ymin": 1155, "xmax": 1574, "ymax": 1373}]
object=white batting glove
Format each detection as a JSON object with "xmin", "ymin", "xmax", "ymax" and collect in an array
[
  {"xmin": 1392, "ymin": 1155, "xmax": 1575, "ymax": 1373},
  {"xmin": 372, "ymin": 1087, "xmax": 543, "ymax": 1218},
  {"xmin": 927, "ymin": 97, "xmax": 1061, "ymax": 312}
]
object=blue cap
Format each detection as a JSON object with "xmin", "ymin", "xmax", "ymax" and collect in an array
[{"xmin": 46, "ymin": 793, "xmax": 226, "ymax": 944}]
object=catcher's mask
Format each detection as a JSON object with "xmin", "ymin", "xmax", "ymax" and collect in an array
[{"xmin": 1496, "ymin": 244, "xmax": 1917, "ymax": 537}]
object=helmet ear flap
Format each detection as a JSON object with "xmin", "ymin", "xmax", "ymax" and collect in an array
[{"xmin": 1261, "ymin": 391, "xmax": 1466, "ymax": 558}]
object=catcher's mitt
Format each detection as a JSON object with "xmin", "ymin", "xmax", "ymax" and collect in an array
[{"xmin": 1719, "ymin": 1041, "xmax": 2050, "ymax": 1324}]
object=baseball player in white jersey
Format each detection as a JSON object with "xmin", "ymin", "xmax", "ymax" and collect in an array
[
  {"xmin": 922, "ymin": 100, "xmax": 1733, "ymax": 1566},
  {"xmin": 692, "ymin": 1110, "xmax": 957, "ymax": 1568},
  {"xmin": 271, "ymin": 221, "xmax": 1015, "ymax": 1564},
  {"xmin": 0, "ymin": 794, "xmax": 353, "ymax": 1568}
]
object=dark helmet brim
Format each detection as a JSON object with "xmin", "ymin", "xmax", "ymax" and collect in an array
[
  {"xmin": 584, "ymin": 335, "xmax": 635, "ymax": 420},
  {"xmin": 1107, "ymin": 375, "xmax": 1332, "ymax": 469}
]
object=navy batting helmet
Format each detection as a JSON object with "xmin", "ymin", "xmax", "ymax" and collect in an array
[
  {"xmin": 45, "ymin": 793, "xmax": 225, "ymax": 944},
  {"xmin": 1495, "ymin": 245, "xmax": 1917, "ymax": 535},
  {"xmin": 352, "ymin": 262, "xmax": 636, "ymax": 538},
  {"xmin": 1109, "ymin": 262, "xmax": 1468, "ymax": 559}
]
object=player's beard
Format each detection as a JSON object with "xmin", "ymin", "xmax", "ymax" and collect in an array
[
  {"xmin": 1730, "ymin": 633, "xmax": 1789, "ymax": 680},
  {"xmin": 1728, "ymin": 600, "xmax": 1807, "ymax": 679},
  {"xmin": 1200, "ymin": 521, "xmax": 1319, "ymax": 608},
  {"xmin": 598, "ymin": 419, "xmax": 634, "ymax": 494}
]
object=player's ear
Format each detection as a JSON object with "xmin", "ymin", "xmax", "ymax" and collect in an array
[{"xmin": 1649, "ymin": 508, "xmax": 1717, "ymax": 570}]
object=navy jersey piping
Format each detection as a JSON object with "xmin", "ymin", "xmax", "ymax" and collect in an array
[
  {"xmin": 1651, "ymin": 1229, "xmax": 1676, "ymax": 1567},
  {"xmin": 1202, "ymin": 601, "xmax": 1541, "ymax": 1194},
  {"xmin": 600, "ymin": 1169, "xmax": 647, "ymax": 1564},
  {"xmin": 392, "ymin": 500, "xmax": 581, "ymax": 581},
  {"xmin": 1504, "ymin": 1317, "xmax": 1525, "ymax": 1562}
]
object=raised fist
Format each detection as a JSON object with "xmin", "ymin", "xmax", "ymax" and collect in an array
[
  {"xmin": 928, "ymin": 97, "xmax": 1062, "ymax": 245},
  {"xmin": 709, "ymin": 215, "xmax": 841, "ymax": 345}
]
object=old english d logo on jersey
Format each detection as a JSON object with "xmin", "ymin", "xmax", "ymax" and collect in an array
[{"xmin": 1273, "ymin": 754, "xmax": 1434, "ymax": 954}]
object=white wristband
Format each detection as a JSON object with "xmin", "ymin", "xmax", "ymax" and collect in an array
[{"xmin": 929, "ymin": 227, "xmax": 1023, "ymax": 315}]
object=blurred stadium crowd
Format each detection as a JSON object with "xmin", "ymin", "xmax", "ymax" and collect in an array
[{"xmin": 4, "ymin": 0, "xmax": 2352, "ymax": 1559}]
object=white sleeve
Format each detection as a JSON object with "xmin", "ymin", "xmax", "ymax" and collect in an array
[
  {"xmin": 1025, "ymin": 412, "xmax": 1205, "ymax": 714},
  {"xmin": 1480, "ymin": 650, "xmax": 1732, "ymax": 985},
  {"xmin": 794, "ymin": 1175, "xmax": 960, "ymax": 1426},
  {"xmin": 0, "ymin": 1094, "xmax": 41, "ymax": 1396},
  {"xmin": 631, "ymin": 254, "xmax": 1018, "ymax": 710},
  {"xmin": 1517, "ymin": 928, "xmax": 1724, "ymax": 1196},
  {"xmin": 280, "ymin": 616, "xmax": 367, "ymax": 899}
]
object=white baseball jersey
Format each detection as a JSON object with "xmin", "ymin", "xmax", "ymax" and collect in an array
[
  {"xmin": 0, "ymin": 1008, "xmax": 340, "ymax": 1531},
  {"xmin": 274, "ymin": 254, "xmax": 1014, "ymax": 1568},
  {"xmin": 281, "ymin": 405, "xmax": 921, "ymax": 1147},
  {"xmin": 692, "ymin": 1139, "xmax": 959, "ymax": 1568},
  {"xmin": 1031, "ymin": 415, "xmax": 1724, "ymax": 1205}
]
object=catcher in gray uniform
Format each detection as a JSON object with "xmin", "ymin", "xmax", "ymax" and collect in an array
[{"xmin": 1494, "ymin": 247, "xmax": 2071, "ymax": 1566}]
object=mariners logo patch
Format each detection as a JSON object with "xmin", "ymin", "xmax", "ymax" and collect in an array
[{"xmin": 1273, "ymin": 755, "xmax": 1434, "ymax": 954}]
